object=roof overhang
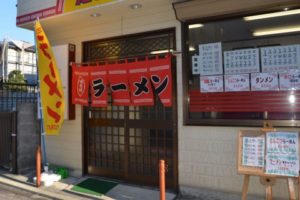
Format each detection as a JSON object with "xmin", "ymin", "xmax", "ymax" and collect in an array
[{"xmin": 173, "ymin": 0, "xmax": 300, "ymax": 22}]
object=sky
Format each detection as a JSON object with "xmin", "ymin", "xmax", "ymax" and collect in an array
[{"xmin": 0, "ymin": 1, "xmax": 34, "ymax": 43}]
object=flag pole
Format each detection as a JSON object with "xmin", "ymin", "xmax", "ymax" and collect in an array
[{"xmin": 34, "ymin": 18, "xmax": 48, "ymax": 170}]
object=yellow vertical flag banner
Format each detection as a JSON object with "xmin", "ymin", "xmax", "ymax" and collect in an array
[{"xmin": 34, "ymin": 20, "xmax": 65, "ymax": 135}]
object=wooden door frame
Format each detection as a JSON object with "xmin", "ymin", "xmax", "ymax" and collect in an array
[{"xmin": 81, "ymin": 28, "xmax": 178, "ymax": 190}]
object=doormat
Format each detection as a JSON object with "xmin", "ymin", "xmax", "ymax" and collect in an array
[{"xmin": 71, "ymin": 178, "xmax": 118, "ymax": 196}]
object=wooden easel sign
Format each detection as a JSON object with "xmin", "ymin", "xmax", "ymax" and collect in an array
[{"xmin": 237, "ymin": 128, "xmax": 300, "ymax": 200}]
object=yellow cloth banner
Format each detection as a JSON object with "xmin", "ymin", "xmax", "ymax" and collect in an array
[
  {"xmin": 35, "ymin": 21, "xmax": 65, "ymax": 135},
  {"xmin": 64, "ymin": 0, "xmax": 116, "ymax": 13}
]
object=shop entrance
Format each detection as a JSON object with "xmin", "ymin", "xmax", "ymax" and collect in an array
[{"xmin": 83, "ymin": 29, "xmax": 178, "ymax": 189}]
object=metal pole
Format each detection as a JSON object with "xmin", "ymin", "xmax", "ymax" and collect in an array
[
  {"xmin": 34, "ymin": 19, "xmax": 48, "ymax": 169},
  {"xmin": 36, "ymin": 145, "xmax": 41, "ymax": 187},
  {"xmin": 159, "ymin": 160, "xmax": 166, "ymax": 200}
]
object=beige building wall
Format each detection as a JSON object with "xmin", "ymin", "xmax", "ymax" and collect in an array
[
  {"xmin": 42, "ymin": 1, "xmax": 181, "ymax": 178},
  {"xmin": 178, "ymin": 126, "xmax": 299, "ymax": 198}
]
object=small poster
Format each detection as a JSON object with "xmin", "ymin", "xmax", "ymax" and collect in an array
[
  {"xmin": 200, "ymin": 75, "xmax": 223, "ymax": 93},
  {"xmin": 261, "ymin": 44, "xmax": 300, "ymax": 73},
  {"xmin": 192, "ymin": 55, "xmax": 200, "ymax": 74},
  {"xmin": 279, "ymin": 70, "xmax": 300, "ymax": 90},
  {"xmin": 198, "ymin": 42, "xmax": 223, "ymax": 75},
  {"xmin": 266, "ymin": 132, "xmax": 299, "ymax": 177},
  {"xmin": 224, "ymin": 48, "xmax": 259, "ymax": 74},
  {"xmin": 242, "ymin": 137, "xmax": 265, "ymax": 167},
  {"xmin": 266, "ymin": 154, "xmax": 299, "ymax": 177},
  {"xmin": 251, "ymin": 73, "xmax": 279, "ymax": 91},
  {"xmin": 266, "ymin": 132, "xmax": 298, "ymax": 154},
  {"xmin": 225, "ymin": 74, "xmax": 250, "ymax": 92}
]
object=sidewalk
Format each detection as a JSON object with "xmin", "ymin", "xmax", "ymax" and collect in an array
[{"xmin": 0, "ymin": 169, "xmax": 176, "ymax": 200}]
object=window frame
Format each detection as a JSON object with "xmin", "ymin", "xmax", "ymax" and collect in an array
[{"xmin": 182, "ymin": 8, "xmax": 300, "ymax": 127}]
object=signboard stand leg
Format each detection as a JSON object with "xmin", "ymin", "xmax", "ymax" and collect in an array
[
  {"xmin": 242, "ymin": 175, "xmax": 250, "ymax": 200},
  {"xmin": 298, "ymin": 176, "xmax": 300, "ymax": 200},
  {"xmin": 266, "ymin": 184, "xmax": 272, "ymax": 200},
  {"xmin": 287, "ymin": 178, "xmax": 296, "ymax": 200},
  {"xmin": 260, "ymin": 176, "xmax": 275, "ymax": 200}
]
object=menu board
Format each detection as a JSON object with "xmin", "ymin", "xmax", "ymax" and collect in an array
[
  {"xmin": 251, "ymin": 73, "xmax": 279, "ymax": 91},
  {"xmin": 266, "ymin": 132, "xmax": 299, "ymax": 177},
  {"xmin": 279, "ymin": 70, "xmax": 300, "ymax": 90},
  {"xmin": 238, "ymin": 130, "xmax": 300, "ymax": 178},
  {"xmin": 200, "ymin": 75, "xmax": 223, "ymax": 93},
  {"xmin": 198, "ymin": 42, "xmax": 223, "ymax": 75},
  {"xmin": 242, "ymin": 137, "xmax": 265, "ymax": 167},
  {"xmin": 261, "ymin": 45, "xmax": 300, "ymax": 73},
  {"xmin": 224, "ymin": 48, "xmax": 260, "ymax": 74},
  {"xmin": 266, "ymin": 154, "xmax": 299, "ymax": 177},
  {"xmin": 224, "ymin": 74, "xmax": 250, "ymax": 92},
  {"xmin": 266, "ymin": 132, "xmax": 298, "ymax": 154}
]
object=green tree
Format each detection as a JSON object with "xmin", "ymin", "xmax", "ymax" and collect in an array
[
  {"xmin": 8, "ymin": 70, "xmax": 26, "ymax": 84},
  {"xmin": 7, "ymin": 70, "xmax": 27, "ymax": 91}
]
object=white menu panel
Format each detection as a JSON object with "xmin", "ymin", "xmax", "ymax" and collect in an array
[
  {"xmin": 266, "ymin": 132, "xmax": 299, "ymax": 177},
  {"xmin": 225, "ymin": 74, "xmax": 250, "ymax": 92},
  {"xmin": 251, "ymin": 73, "xmax": 279, "ymax": 91},
  {"xmin": 224, "ymin": 48, "xmax": 259, "ymax": 74},
  {"xmin": 279, "ymin": 70, "xmax": 300, "ymax": 90},
  {"xmin": 242, "ymin": 137, "xmax": 265, "ymax": 167},
  {"xmin": 199, "ymin": 42, "xmax": 223, "ymax": 75},
  {"xmin": 261, "ymin": 45, "xmax": 300, "ymax": 73},
  {"xmin": 200, "ymin": 75, "xmax": 224, "ymax": 93}
]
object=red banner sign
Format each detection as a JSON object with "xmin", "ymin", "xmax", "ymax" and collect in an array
[
  {"xmin": 71, "ymin": 55, "xmax": 173, "ymax": 107},
  {"xmin": 128, "ymin": 60, "xmax": 154, "ymax": 106},
  {"xmin": 72, "ymin": 65, "xmax": 89, "ymax": 106},
  {"xmin": 107, "ymin": 63, "xmax": 131, "ymax": 106},
  {"xmin": 90, "ymin": 65, "xmax": 108, "ymax": 107},
  {"xmin": 148, "ymin": 55, "xmax": 172, "ymax": 107}
]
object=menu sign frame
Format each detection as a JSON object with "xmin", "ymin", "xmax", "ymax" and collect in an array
[{"xmin": 238, "ymin": 129, "xmax": 300, "ymax": 178}]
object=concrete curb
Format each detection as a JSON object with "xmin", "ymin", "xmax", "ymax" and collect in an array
[{"xmin": 0, "ymin": 176, "xmax": 77, "ymax": 200}]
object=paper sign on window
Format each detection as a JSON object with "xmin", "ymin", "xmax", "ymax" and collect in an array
[
  {"xmin": 192, "ymin": 55, "xmax": 200, "ymax": 75},
  {"xmin": 225, "ymin": 74, "xmax": 250, "ymax": 92},
  {"xmin": 224, "ymin": 48, "xmax": 259, "ymax": 74},
  {"xmin": 261, "ymin": 45, "xmax": 300, "ymax": 73},
  {"xmin": 200, "ymin": 75, "xmax": 223, "ymax": 93},
  {"xmin": 198, "ymin": 42, "xmax": 223, "ymax": 75},
  {"xmin": 279, "ymin": 70, "xmax": 300, "ymax": 90},
  {"xmin": 251, "ymin": 73, "xmax": 279, "ymax": 91}
]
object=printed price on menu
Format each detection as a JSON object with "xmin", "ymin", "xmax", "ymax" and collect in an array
[
  {"xmin": 225, "ymin": 74, "xmax": 250, "ymax": 92},
  {"xmin": 198, "ymin": 42, "xmax": 223, "ymax": 75},
  {"xmin": 224, "ymin": 48, "xmax": 259, "ymax": 74},
  {"xmin": 279, "ymin": 70, "xmax": 300, "ymax": 90},
  {"xmin": 261, "ymin": 44, "xmax": 300, "ymax": 73},
  {"xmin": 242, "ymin": 137, "xmax": 265, "ymax": 167},
  {"xmin": 251, "ymin": 73, "xmax": 279, "ymax": 91},
  {"xmin": 200, "ymin": 75, "xmax": 223, "ymax": 93}
]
